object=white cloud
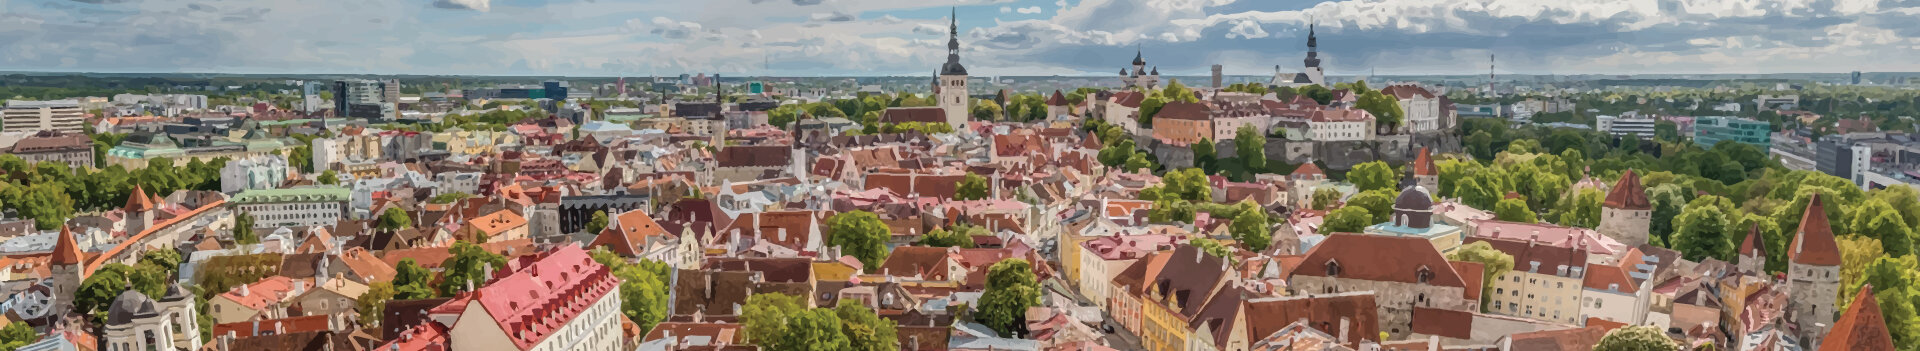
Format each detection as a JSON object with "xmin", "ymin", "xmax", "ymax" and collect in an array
[
  {"xmin": 913, "ymin": 23, "xmax": 945, "ymax": 35},
  {"xmin": 647, "ymin": 17, "xmax": 704, "ymax": 39},
  {"xmin": 811, "ymin": 11, "xmax": 857, "ymax": 22},
  {"xmin": 999, "ymin": 6, "xmax": 1012, "ymax": 14},
  {"xmin": 1016, "ymin": 6, "xmax": 1042, "ymax": 14},
  {"xmin": 1225, "ymin": 19, "xmax": 1266, "ymax": 39},
  {"xmin": 431, "ymin": 0, "xmax": 489, "ymax": 12}
]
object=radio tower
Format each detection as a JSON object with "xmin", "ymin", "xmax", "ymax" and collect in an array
[{"xmin": 1488, "ymin": 54, "xmax": 1496, "ymax": 97}]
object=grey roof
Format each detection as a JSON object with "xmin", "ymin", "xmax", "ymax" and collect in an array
[
  {"xmin": 1395, "ymin": 185, "xmax": 1433, "ymax": 211},
  {"xmin": 106, "ymin": 290, "xmax": 160, "ymax": 325}
]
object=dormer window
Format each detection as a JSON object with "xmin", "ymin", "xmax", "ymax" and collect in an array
[
  {"xmin": 1416, "ymin": 266, "xmax": 1434, "ymax": 284},
  {"xmin": 1325, "ymin": 260, "xmax": 1342, "ymax": 277}
]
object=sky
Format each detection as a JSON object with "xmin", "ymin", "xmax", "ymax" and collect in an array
[{"xmin": 3, "ymin": 0, "xmax": 1920, "ymax": 77}]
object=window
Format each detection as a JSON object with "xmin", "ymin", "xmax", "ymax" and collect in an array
[{"xmin": 1325, "ymin": 261, "xmax": 1342, "ymax": 277}]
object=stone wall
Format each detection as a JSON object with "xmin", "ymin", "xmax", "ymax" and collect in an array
[{"xmin": 1288, "ymin": 275, "xmax": 1473, "ymax": 339}]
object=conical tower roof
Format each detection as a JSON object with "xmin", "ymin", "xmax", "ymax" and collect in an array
[
  {"xmin": 1602, "ymin": 169, "xmax": 1650, "ymax": 210},
  {"xmin": 1790, "ymin": 194, "xmax": 1842, "ymax": 266},
  {"xmin": 125, "ymin": 184, "xmax": 155, "ymax": 212},
  {"xmin": 52, "ymin": 226, "xmax": 84, "ymax": 266},
  {"xmin": 1820, "ymin": 284, "xmax": 1895, "ymax": 351}
]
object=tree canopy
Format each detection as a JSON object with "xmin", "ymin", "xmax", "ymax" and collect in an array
[
  {"xmin": 977, "ymin": 259, "xmax": 1040, "ymax": 338},
  {"xmin": 1449, "ymin": 241, "xmax": 1515, "ymax": 312},
  {"xmin": 827, "ymin": 211, "xmax": 891, "ymax": 272}
]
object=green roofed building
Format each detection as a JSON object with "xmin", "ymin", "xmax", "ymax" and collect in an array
[{"xmin": 230, "ymin": 187, "xmax": 352, "ymax": 229}]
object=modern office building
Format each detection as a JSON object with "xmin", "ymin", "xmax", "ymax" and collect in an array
[
  {"xmin": 333, "ymin": 79, "xmax": 393, "ymax": 119},
  {"xmin": 1692, "ymin": 116, "xmax": 1771, "ymax": 150},
  {"xmin": 2, "ymin": 100, "xmax": 86, "ymax": 133},
  {"xmin": 1596, "ymin": 113, "xmax": 1657, "ymax": 139}
]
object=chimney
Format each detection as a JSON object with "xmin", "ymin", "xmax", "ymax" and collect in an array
[
  {"xmin": 252, "ymin": 320, "xmax": 261, "ymax": 337},
  {"xmin": 1427, "ymin": 335, "xmax": 1440, "ymax": 351}
]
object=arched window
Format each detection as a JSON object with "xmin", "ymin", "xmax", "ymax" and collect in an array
[{"xmin": 1416, "ymin": 266, "xmax": 1434, "ymax": 284}]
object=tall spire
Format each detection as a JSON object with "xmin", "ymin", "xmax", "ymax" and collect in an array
[
  {"xmin": 940, "ymin": 7, "xmax": 968, "ymax": 76},
  {"xmin": 1304, "ymin": 21, "xmax": 1321, "ymax": 68}
]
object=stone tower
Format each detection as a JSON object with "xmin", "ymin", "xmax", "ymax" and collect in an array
[
  {"xmin": 124, "ymin": 184, "xmax": 157, "ymax": 235},
  {"xmin": 1788, "ymin": 194, "xmax": 1842, "ymax": 350},
  {"xmin": 1596, "ymin": 169, "xmax": 1652, "ymax": 247},
  {"xmin": 50, "ymin": 225, "xmax": 86, "ymax": 314},
  {"xmin": 937, "ymin": 7, "xmax": 970, "ymax": 129},
  {"xmin": 1411, "ymin": 147, "xmax": 1438, "ymax": 192}
]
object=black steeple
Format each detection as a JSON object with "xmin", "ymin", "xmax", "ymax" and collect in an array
[
  {"xmin": 940, "ymin": 7, "xmax": 968, "ymax": 76},
  {"xmin": 1304, "ymin": 22, "xmax": 1321, "ymax": 68}
]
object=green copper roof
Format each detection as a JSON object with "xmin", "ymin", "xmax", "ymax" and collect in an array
[{"xmin": 230, "ymin": 187, "xmax": 352, "ymax": 204}]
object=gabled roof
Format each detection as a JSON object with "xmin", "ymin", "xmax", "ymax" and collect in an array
[
  {"xmin": 879, "ymin": 107, "xmax": 949, "ymax": 125},
  {"xmin": 1603, "ymin": 170, "xmax": 1651, "ymax": 210},
  {"xmin": 1148, "ymin": 245, "xmax": 1231, "ymax": 317},
  {"xmin": 52, "ymin": 226, "xmax": 84, "ymax": 266},
  {"xmin": 1791, "ymin": 194, "xmax": 1842, "ymax": 266},
  {"xmin": 1110, "ymin": 92, "xmax": 1147, "ymax": 108},
  {"xmin": 879, "ymin": 246, "xmax": 954, "ymax": 280},
  {"xmin": 1379, "ymin": 85, "xmax": 1436, "ymax": 100},
  {"xmin": 1822, "ymin": 285, "xmax": 1896, "ymax": 351},
  {"xmin": 467, "ymin": 244, "xmax": 620, "ymax": 350},
  {"xmin": 1243, "ymin": 293, "xmax": 1381, "ymax": 349},
  {"xmin": 1153, "ymin": 102, "xmax": 1211, "ymax": 121},
  {"xmin": 590, "ymin": 209, "xmax": 671, "ymax": 257},
  {"xmin": 1291, "ymin": 234, "xmax": 1467, "ymax": 289},
  {"xmin": 1291, "ymin": 162, "xmax": 1324, "ymax": 178},
  {"xmin": 1411, "ymin": 147, "xmax": 1437, "ymax": 177},
  {"xmin": 1308, "ymin": 109, "xmax": 1373, "ymax": 123},
  {"xmin": 715, "ymin": 145, "xmax": 792, "ymax": 168},
  {"xmin": 1739, "ymin": 223, "xmax": 1768, "ymax": 259}
]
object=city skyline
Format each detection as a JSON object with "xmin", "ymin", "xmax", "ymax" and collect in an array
[{"xmin": 6, "ymin": 0, "xmax": 1920, "ymax": 77}]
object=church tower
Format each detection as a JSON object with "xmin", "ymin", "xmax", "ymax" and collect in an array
[
  {"xmin": 1300, "ymin": 23, "xmax": 1327, "ymax": 87},
  {"xmin": 937, "ymin": 7, "xmax": 971, "ymax": 129},
  {"xmin": 50, "ymin": 225, "xmax": 86, "ymax": 314},
  {"xmin": 125, "ymin": 184, "xmax": 156, "ymax": 235}
]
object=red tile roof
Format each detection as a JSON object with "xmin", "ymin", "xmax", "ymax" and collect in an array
[
  {"xmin": 1603, "ymin": 170, "xmax": 1651, "ymax": 210},
  {"xmin": 1450, "ymin": 261, "xmax": 1484, "ymax": 302},
  {"xmin": 1739, "ymin": 223, "xmax": 1767, "ymax": 259},
  {"xmin": 466, "ymin": 244, "xmax": 620, "ymax": 350},
  {"xmin": 1410, "ymin": 307, "xmax": 1473, "ymax": 340},
  {"xmin": 1379, "ymin": 85, "xmax": 1436, "ymax": 100},
  {"xmin": 1046, "ymin": 90, "xmax": 1068, "ymax": 106},
  {"xmin": 590, "ymin": 209, "xmax": 671, "ymax": 257},
  {"xmin": 879, "ymin": 246, "xmax": 954, "ymax": 280},
  {"xmin": 219, "ymin": 276, "xmax": 300, "ymax": 312},
  {"xmin": 1308, "ymin": 109, "xmax": 1373, "ymax": 123},
  {"xmin": 1291, "ymin": 234, "xmax": 1467, "ymax": 289},
  {"xmin": 212, "ymin": 315, "xmax": 334, "ymax": 338},
  {"xmin": 715, "ymin": 145, "xmax": 792, "ymax": 168},
  {"xmin": 52, "ymin": 226, "xmax": 84, "ymax": 266},
  {"xmin": 1154, "ymin": 102, "xmax": 1211, "ymax": 121},
  {"xmin": 1111, "ymin": 92, "xmax": 1147, "ymax": 108},
  {"xmin": 1244, "ymin": 293, "xmax": 1381, "ymax": 348},
  {"xmin": 1412, "ymin": 147, "xmax": 1437, "ymax": 177},
  {"xmin": 1791, "ymin": 194, "xmax": 1842, "ymax": 266},
  {"xmin": 879, "ymin": 107, "xmax": 949, "ymax": 124},
  {"xmin": 1822, "ymin": 285, "xmax": 1896, "ymax": 351},
  {"xmin": 1291, "ymin": 162, "xmax": 1325, "ymax": 178},
  {"xmin": 125, "ymin": 184, "xmax": 155, "ymax": 212}
]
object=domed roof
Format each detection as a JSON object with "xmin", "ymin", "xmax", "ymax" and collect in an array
[
  {"xmin": 942, "ymin": 61, "xmax": 969, "ymax": 76},
  {"xmin": 163, "ymin": 281, "xmax": 191, "ymax": 301},
  {"xmin": 107, "ymin": 290, "xmax": 160, "ymax": 325},
  {"xmin": 1394, "ymin": 186, "xmax": 1434, "ymax": 211}
]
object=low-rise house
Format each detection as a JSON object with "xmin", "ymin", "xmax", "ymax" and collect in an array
[
  {"xmin": 208, "ymin": 276, "xmax": 305, "ymax": 324},
  {"xmin": 1286, "ymin": 234, "xmax": 1477, "ymax": 339}
]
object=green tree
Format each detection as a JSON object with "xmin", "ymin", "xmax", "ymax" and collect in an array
[
  {"xmin": 436, "ymin": 241, "xmax": 508, "ymax": 297},
  {"xmin": 1552, "ymin": 188, "xmax": 1604, "ymax": 229},
  {"xmin": 1137, "ymin": 96, "xmax": 1166, "ymax": 127},
  {"xmin": 140, "ymin": 249, "xmax": 183, "ymax": 273},
  {"xmin": 392, "ymin": 259, "xmax": 437, "ymax": 299},
  {"xmin": 232, "ymin": 212, "xmax": 258, "ymax": 244},
  {"xmin": 916, "ymin": 225, "xmax": 980, "ymax": 248},
  {"xmin": 0, "ymin": 321, "xmax": 37, "ymax": 351},
  {"xmin": 1348, "ymin": 161, "xmax": 1398, "ymax": 193},
  {"xmin": 609, "ymin": 257, "xmax": 671, "ymax": 333},
  {"xmin": 429, "ymin": 192, "xmax": 474, "ymax": 204},
  {"xmin": 827, "ymin": 211, "xmax": 890, "ymax": 272},
  {"xmin": 1466, "ymin": 131, "xmax": 1494, "ymax": 160},
  {"xmin": 1162, "ymin": 168, "xmax": 1212, "ymax": 202},
  {"xmin": 1671, "ymin": 196, "xmax": 1735, "ymax": 262},
  {"xmin": 1193, "ymin": 138, "xmax": 1218, "ymax": 173},
  {"xmin": 834, "ymin": 304, "xmax": 899, "ymax": 351},
  {"xmin": 1124, "ymin": 152, "xmax": 1154, "ymax": 173},
  {"xmin": 1321, "ymin": 206, "xmax": 1373, "ymax": 234},
  {"xmin": 586, "ymin": 210, "xmax": 610, "ymax": 235},
  {"xmin": 1310, "ymin": 187, "xmax": 1342, "ymax": 211},
  {"xmin": 955, "ymin": 173, "xmax": 991, "ymax": 201},
  {"xmin": 1455, "ymin": 177, "xmax": 1499, "ymax": 210},
  {"xmin": 1235, "ymin": 125, "xmax": 1266, "ymax": 176},
  {"xmin": 1297, "ymin": 84, "xmax": 1333, "ymax": 105},
  {"xmin": 1838, "ymin": 256, "xmax": 1920, "ymax": 347},
  {"xmin": 357, "ymin": 282, "xmax": 396, "ymax": 326},
  {"xmin": 741, "ymin": 293, "xmax": 845, "ymax": 351},
  {"xmin": 75, "ymin": 263, "xmax": 167, "ymax": 322},
  {"xmin": 1345, "ymin": 189, "xmax": 1396, "ymax": 224},
  {"xmin": 977, "ymin": 259, "xmax": 1040, "ymax": 338},
  {"xmin": 377, "ymin": 207, "xmax": 413, "ymax": 232},
  {"xmin": 1494, "ymin": 198, "xmax": 1537, "ymax": 223},
  {"xmin": 1163, "ymin": 79, "xmax": 1199, "ymax": 103},
  {"xmin": 1593, "ymin": 325, "xmax": 1680, "ymax": 351},
  {"xmin": 1850, "ymin": 199, "xmax": 1915, "ymax": 257},
  {"xmin": 1838, "ymin": 235, "xmax": 1886, "ymax": 309},
  {"xmin": 1648, "ymin": 184, "xmax": 1691, "ymax": 247},
  {"xmin": 1191, "ymin": 238, "xmax": 1232, "ymax": 259},
  {"xmin": 1231, "ymin": 205, "xmax": 1272, "ymax": 252},
  {"xmin": 1449, "ymin": 241, "xmax": 1515, "ymax": 312},
  {"xmin": 1356, "ymin": 90, "xmax": 1404, "ymax": 133},
  {"xmin": 318, "ymin": 170, "xmax": 340, "ymax": 185}
]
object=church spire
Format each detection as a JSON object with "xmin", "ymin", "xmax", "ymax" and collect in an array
[
  {"xmin": 940, "ymin": 7, "xmax": 968, "ymax": 76},
  {"xmin": 1304, "ymin": 21, "xmax": 1322, "ymax": 68}
]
